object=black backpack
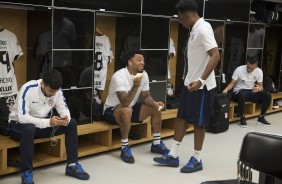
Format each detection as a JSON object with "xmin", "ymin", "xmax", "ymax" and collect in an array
[
  {"xmin": 263, "ymin": 75, "xmax": 277, "ymax": 93},
  {"xmin": 0, "ymin": 95, "xmax": 16, "ymax": 136},
  {"xmin": 207, "ymin": 93, "xmax": 230, "ymax": 133},
  {"xmin": 82, "ymin": 88, "xmax": 104, "ymax": 121}
]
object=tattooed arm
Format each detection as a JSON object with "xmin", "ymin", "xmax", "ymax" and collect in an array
[
  {"xmin": 141, "ymin": 90, "xmax": 159, "ymax": 108},
  {"xmin": 116, "ymin": 84, "xmax": 139, "ymax": 107}
]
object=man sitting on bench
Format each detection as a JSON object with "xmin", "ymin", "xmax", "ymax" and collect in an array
[
  {"xmin": 8, "ymin": 70, "xmax": 90, "ymax": 184},
  {"xmin": 223, "ymin": 57, "xmax": 271, "ymax": 128}
]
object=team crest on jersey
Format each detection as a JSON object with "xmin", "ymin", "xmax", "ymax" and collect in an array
[
  {"xmin": 48, "ymin": 98, "xmax": 54, "ymax": 106},
  {"xmin": 95, "ymin": 42, "xmax": 103, "ymax": 50}
]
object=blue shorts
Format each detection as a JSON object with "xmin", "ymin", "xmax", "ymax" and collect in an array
[
  {"xmin": 177, "ymin": 85, "xmax": 215, "ymax": 127},
  {"xmin": 104, "ymin": 103, "xmax": 143, "ymax": 125}
]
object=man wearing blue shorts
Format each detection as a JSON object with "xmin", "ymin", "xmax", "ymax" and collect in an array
[{"xmin": 154, "ymin": 0, "xmax": 220, "ymax": 173}]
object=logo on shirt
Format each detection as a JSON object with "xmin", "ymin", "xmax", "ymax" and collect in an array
[
  {"xmin": 0, "ymin": 85, "xmax": 12, "ymax": 92},
  {"xmin": 48, "ymin": 98, "xmax": 54, "ymax": 106}
]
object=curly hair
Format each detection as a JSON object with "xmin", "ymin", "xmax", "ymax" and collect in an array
[
  {"xmin": 42, "ymin": 69, "xmax": 63, "ymax": 90},
  {"xmin": 175, "ymin": 0, "xmax": 198, "ymax": 13}
]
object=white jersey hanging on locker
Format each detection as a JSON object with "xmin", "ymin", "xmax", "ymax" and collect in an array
[
  {"xmin": 167, "ymin": 38, "xmax": 176, "ymax": 80},
  {"xmin": 94, "ymin": 34, "xmax": 113, "ymax": 90},
  {"xmin": 0, "ymin": 29, "xmax": 23, "ymax": 97}
]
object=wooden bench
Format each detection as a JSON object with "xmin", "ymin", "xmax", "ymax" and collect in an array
[
  {"xmin": 0, "ymin": 109, "xmax": 183, "ymax": 176},
  {"xmin": 229, "ymin": 92, "xmax": 282, "ymax": 122}
]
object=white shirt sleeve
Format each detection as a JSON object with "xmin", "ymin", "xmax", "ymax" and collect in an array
[
  {"xmin": 55, "ymin": 90, "xmax": 71, "ymax": 120},
  {"xmin": 111, "ymin": 73, "xmax": 127, "ymax": 92},
  {"xmin": 200, "ymin": 26, "xmax": 218, "ymax": 52},
  {"xmin": 17, "ymin": 85, "xmax": 50, "ymax": 129},
  {"xmin": 232, "ymin": 67, "xmax": 240, "ymax": 81},
  {"xmin": 257, "ymin": 69, "xmax": 263, "ymax": 83}
]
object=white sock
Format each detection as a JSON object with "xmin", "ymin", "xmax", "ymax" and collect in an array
[
  {"xmin": 121, "ymin": 138, "xmax": 129, "ymax": 149},
  {"xmin": 193, "ymin": 150, "xmax": 201, "ymax": 161},
  {"xmin": 152, "ymin": 133, "xmax": 161, "ymax": 145},
  {"xmin": 168, "ymin": 140, "xmax": 181, "ymax": 158},
  {"xmin": 68, "ymin": 163, "xmax": 76, "ymax": 167}
]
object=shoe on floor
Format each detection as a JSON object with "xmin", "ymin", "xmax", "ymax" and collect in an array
[
  {"xmin": 180, "ymin": 156, "xmax": 203, "ymax": 173},
  {"xmin": 153, "ymin": 154, "xmax": 179, "ymax": 167},
  {"xmin": 21, "ymin": 170, "xmax": 34, "ymax": 184},
  {"xmin": 120, "ymin": 145, "xmax": 135, "ymax": 164},
  {"xmin": 151, "ymin": 141, "xmax": 170, "ymax": 155},
  {"xmin": 240, "ymin": 117, "xmax": 247, "ymax": 128},
  {"xmin": 257, "ymin": 116, "xmax": 271, "ymax": 127},
  {"xmin": 65, "ymin": 163, "xmax": 90, "ymax": 180}
]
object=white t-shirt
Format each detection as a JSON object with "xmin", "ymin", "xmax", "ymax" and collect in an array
[
  {"xmin": 168, "ymin": 37, "xmax": 176, "ymax": 79},
  {"xmin": 0, "ymin": 29, "xmax": 23, "ymax": 97},
  {"xmin": 184, "ymin": 18, "xmax": 218, "ymax": 90},
  {"xmin": 94, "ymin": 34, "xmax": 113, "ymax": 90},
  {"xmin": 105, "ymin": 68, "xmax": 150, "ymax": 108},
  {"xmin": 232, "ymin": 65, "xmax": 263, "ymax": 92}
]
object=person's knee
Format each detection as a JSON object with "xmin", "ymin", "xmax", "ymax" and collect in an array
[
  {"xmin": 118, "ymin": 107, "xmax": 133, "ymax": 121},
  {"xmin": 68, "ymin": 119, "xmax": 77, "ymax": 126},
  {"xmin": 22, "ymin": 124, "xmax": 36, "ymax": 134},
  {"xmin": 194, "ymin": 124, "xmax": 205, "ymax": 130},
  {"xmin": 263, "ymin": 91, "xmax": 271, "ymax": 101},
  {"xmin": 238, "ymin": 92, "xmax": 247, "ymax": 100}
]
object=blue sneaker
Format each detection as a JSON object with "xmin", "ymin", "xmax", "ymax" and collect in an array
[
  {"xmin": 153, "ymin": 154, "xmax": 179, "ymax": 167},
  {"xmin": 150, "ymin": 141, "xmax": 170, "ymax": 155},
  {"xmin": 21, "ymin": 170, "xmax": 34, "ymax": 184},
  {"xmin": 180, "ymin": 156, "xmax": 203, "ymax": 173},
  {"xmin": 120, "ymin": 145, "xmax": 135, "ymax": 164},
  {"xmin": 65, "ymin": 163, "xmax": 90, "ymax": 180}
]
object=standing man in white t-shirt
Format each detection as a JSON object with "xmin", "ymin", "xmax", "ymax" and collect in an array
[
  {"xmin": 104, "ymin": 50, "xmax": 169, "ymax": 164},
  {"xmin": 223, "ymin": 57, "xmax": 271, "ymax": 128},
  {"xmin": 154, "ymin": 0, "xmax": 220, "ymax": 173}
]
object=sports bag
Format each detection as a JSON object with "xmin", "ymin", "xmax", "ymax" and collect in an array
[{"xmin": 207, "ymin": 93, "xmax": 230, "ymax": 133}]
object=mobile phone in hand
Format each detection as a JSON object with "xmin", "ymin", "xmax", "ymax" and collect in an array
[{"xmin": 60, "ymin": 117, "xmax": 67, "ymax": 120}]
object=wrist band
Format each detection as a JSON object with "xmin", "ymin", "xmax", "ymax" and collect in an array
[{"xmin": 198, "ymin": 78, "xmax": 205, "ymax": 84}]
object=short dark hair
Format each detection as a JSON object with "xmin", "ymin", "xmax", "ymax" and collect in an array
[
  {"xmin": 42, "ymin": 70, "xmax": 62, "ymax": 90},
  {"xmin": 247, "ymin": 56, "xmax": 258, "ymax": 65},
  {"xmin": 175, "ymin": 0, "xmax": 198, "ymax": 13},
  {"xmin": 125, "ymin": 50, "xmax": 144, "ymax": 65}
]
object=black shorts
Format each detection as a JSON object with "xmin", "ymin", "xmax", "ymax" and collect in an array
[
  {"xmin": 104, "ymin": 103, "xmax": 143, "ymax": 125},
  {"xmin": 177, "ymin": 85, "xmax": 215, "ymax": 127}
]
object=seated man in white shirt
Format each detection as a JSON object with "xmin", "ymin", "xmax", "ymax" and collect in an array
[
  {"xmin": 223, "ymin": 57, "xmax": 271, "ymax": 128},
  {"xmin": 104, "ymin": 50, "xmax": 169, "ymax": 164},
  {"xmin": 8, "ymin": 70, "xmax": 90, "ymax": 184}
]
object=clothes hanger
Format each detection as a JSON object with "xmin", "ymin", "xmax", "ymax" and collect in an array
[{"xmin": 95, "ymin": 27, "xmax": 104, "ymax": 36}]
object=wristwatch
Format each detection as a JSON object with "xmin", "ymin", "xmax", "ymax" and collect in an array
[{"xmin": 198, "ymin": 78, "xmax": 205, "ymax": 84}]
